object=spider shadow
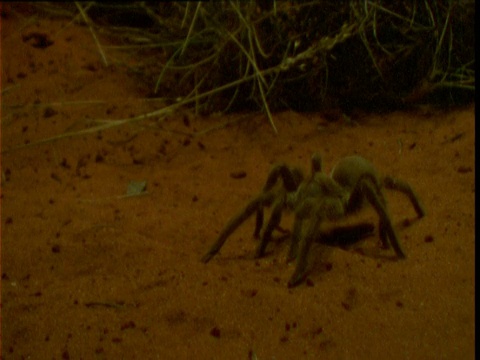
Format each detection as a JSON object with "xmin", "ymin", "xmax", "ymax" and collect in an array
[
  {"xmin": 233, "ymin": 216, "xmax": 421, "ymax": 278},
  {"xmin": 322, "ymin": 215, "xmax": 422, "ymax": 257},
  {"xmin": 307, "ymin": 215, "xmax": 423, "ymax": 279},
  {"xmin": 257, "ymin": 221, "xmax": 382, "ymax": 262},
  {"xmin": 317, "ymin": 221, "xmax": 375, "ymax": 248}
]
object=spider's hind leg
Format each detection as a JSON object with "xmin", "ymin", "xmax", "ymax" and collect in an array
[
  {"xmin": 383, "ymin": 176, "xmax": 426, "ymax": 218},
  {"xmin": 359, "ymin": 178, "xmax": 406, "ymax": 258}
]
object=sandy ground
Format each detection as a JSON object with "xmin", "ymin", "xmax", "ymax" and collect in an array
[{"xmin": 1, "ymin": 4, "xmax": 475, "ymax": 360}]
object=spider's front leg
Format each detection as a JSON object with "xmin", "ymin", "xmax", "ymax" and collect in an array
[
  {"xmin": 253, "ymin": 165, "xmax": 303, "ymax": 254},
  {"xmin": 254, "ymin": 165, "xmax": 292, "ymax": 238},
  {"xmin": 253, "ymin": 208, "xmax": 264, "ymax": 239},
  {"xmin": 287, "ymin": 216, "xmax": 303, "ymax": 263},
  {"xmin": 201, "ymin": 191, "xmax": 275, "ymax": 263},
  {"xmin": 254, "ymin": 196, "xmax": 286, "ymax": 258},
  {"xmin": 263, "ymin": 164, "xmax": 301, "ymax": 193}
]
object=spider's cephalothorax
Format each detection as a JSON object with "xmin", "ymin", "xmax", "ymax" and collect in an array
[{"xmin": 202, "ymin": 154, "xmax": 425, "ymax": 287}]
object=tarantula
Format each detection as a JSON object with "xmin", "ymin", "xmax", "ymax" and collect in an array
[{"xmin": 201, "ymin": 154, "xmax": 425, "ymax": 287}]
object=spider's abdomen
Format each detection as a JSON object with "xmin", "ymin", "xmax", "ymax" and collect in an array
[
  {"xmin": 331, "ymin": 156, "xmax": 381, "ymax": 213},
  {"xmin": 331, "ymin": 155, "xmax": 379, "ymax": 190}
]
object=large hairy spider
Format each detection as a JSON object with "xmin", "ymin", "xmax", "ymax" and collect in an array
[{"xmin": 201, "ymin": 154, "xmax": 425, "ymax": 287}]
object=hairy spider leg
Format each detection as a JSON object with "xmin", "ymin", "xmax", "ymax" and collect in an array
[
  {"xmin": 281, "ymin": 155, "xmax": 322, "ymax": 263},
  {"xmin": 255, "ymin": 196, "xmax": 287, "ymax": 258},
  {"xmin": 383, "ymin": 176, "xmax": 426, "ymax": 218},
  {"xmin": 287, "ymin": 216, "xmax": 303, "ymax": 262},
  {"xmin": 254, "ymin": 165, "xmax": 303, "ymax": 240},
  {"xmin": 263, "ymin": 165, "xmax": 300, "ymax": 193},
  {"xmin": 201, "ymin": 191, "xmax": 276, "ymax": 263},
  {"xmin": 378, "ymin": 215, "xmax": 389, "ymax": 249},
  {"xmin": 288, "ymin": 217, "xmax": 316, "ymax": 287},
  {"xmin": 253, "ymin": 208, "xmax": 264, "ymax": 239},
  {"xmin": 253, "ymin": 165, "xmax": 290, "ymax": 238},
  {"xmin": 359, "ymin": 178, "xmax": 406, "ymax": 258},
  {"xmin": 287, "ymin": 196, "xmax": 345, "ymax": 287},
  {"xmin": 285, "ymin": 194, "xmax": 318, "ymax": 265}
]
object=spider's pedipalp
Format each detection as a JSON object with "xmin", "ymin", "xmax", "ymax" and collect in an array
[
  {"xmin": 288, "ymin": 193, "xmax": 345, "ymax": 287},
  {"xmin": 288, "ymin": 216, "xmax": 322, "ymax": 287}
]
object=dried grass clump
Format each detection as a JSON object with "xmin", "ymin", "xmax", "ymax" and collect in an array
[{"xmin": 41, "ymin": 1, "xmax": 475, "ymax": 128}]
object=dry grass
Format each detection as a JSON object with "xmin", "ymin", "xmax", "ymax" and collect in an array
[
  {"xmin": 3, "ymin": 0, "xmax": 475, "ymax": 148},
  {"xmin": 70, "ymin": 1, "xmax": 472, "ymax": 112}
]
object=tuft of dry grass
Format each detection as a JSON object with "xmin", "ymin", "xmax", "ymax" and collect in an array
[
  {"xmin": 70, "ymin": 1, "xmax": 473, "ymax": 111},
  {"xmin": 2, "ymin": 1, "xmax": 474, "ymax": 151}
]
